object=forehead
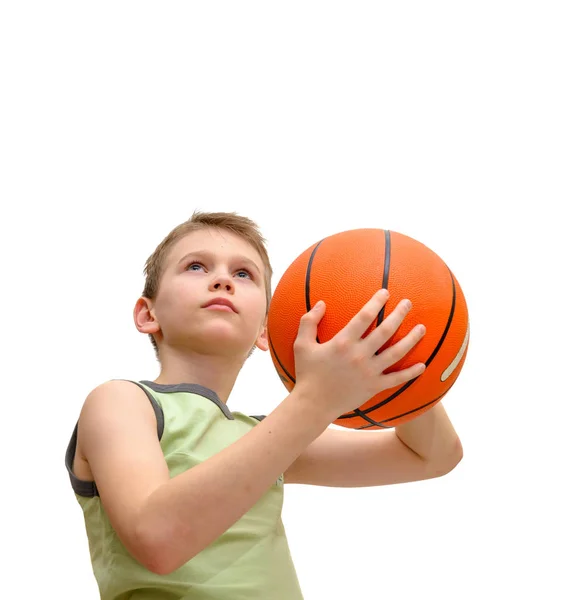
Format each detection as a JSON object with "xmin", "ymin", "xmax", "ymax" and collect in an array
[{"xmin": 166, "ymin": 227, "xmax": 264, "ymax": 269}]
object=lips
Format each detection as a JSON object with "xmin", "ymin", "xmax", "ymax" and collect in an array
[{"xmin": 202, "ymin": 297, "xmax": 237, "ymax": 313}]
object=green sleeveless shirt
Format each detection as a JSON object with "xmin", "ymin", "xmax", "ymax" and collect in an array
[{"xmin": 65, "ymin": 380, "xmax": 304, "ymax": 599}]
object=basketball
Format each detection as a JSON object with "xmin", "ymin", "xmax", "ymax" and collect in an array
[{"xmin": 267, "ymin": 228, "xmax": 469, "ymax": 430}]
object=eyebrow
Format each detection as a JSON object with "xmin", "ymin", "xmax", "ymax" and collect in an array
[{"xmin": 177, "ymin": 250, "xmax": 263, "ymax": 276}]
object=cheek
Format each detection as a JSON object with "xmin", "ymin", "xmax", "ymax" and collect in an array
[
  {"xmin": 157, "ymin": 286, "xmax": 192, "ymax": 317},
  {"xmin": 248, "ymin": 295, "xmax": 268, "ymax": 326}
]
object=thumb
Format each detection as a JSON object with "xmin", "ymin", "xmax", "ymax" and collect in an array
[{"xmin": 296, "ymin": 300, "xmax": 325, "ymax": 343}]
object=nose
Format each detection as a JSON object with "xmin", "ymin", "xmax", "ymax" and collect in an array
[{"xmin": 209, "ymin": 272, "xmax": 234, "ymax": 293}]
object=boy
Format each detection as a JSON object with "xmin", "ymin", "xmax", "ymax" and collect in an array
[{"xmin": 65, "ymin": 211, "xmax": 463, "ymax": 599}]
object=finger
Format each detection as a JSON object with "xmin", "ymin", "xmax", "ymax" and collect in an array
[
  {"xmin": 364, "ymin": 298, "xmax": 413, "ymax": 355},
  {"xmin": 380, "ymin": 361, "xmax": 426, "ymax": 389},
  {"xmin": 295, "ymin": 300, "xmax": 326, "ymax": 345},
  {"xmin": 341, "ymin": 289, "xmax": 390, "ymax": 341},
  {"xmin": 375, "ymin": 324, "xmax": 426, "ymax": 371}
]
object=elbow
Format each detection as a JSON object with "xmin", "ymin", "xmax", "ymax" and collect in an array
[
  {"xmin": 145, "ymin": 557, "xmax": 178, "ymax": 577},
  {"xmin": 441, "ymin": 440, "xmax": 464, "ymax": 475},
  {"xmin": 453, "ymin": 437, "xmax": 464, "ymax": 467},
  {"xmin": 429, "ymin": 440, "xmax": 463, "ymax": 479},
  {"xmin": 140, "ymin": 548, "xmax": 175, "ymax": 576},
  {"xmin": 133, "ymin": 519, "xmax": 193, "ymax": 575}
]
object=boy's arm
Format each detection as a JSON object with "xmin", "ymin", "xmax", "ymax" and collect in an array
[
  {"xmin": 79, "ymin": 290, "xmax": 437, "ymax": 574},
  {"xmin": 78, "ymin": 379, "xmax": 331, "ymax": 575},
  {"xmin": 283, "ymin": 402, "xmax": 462, "ymax": 487}
]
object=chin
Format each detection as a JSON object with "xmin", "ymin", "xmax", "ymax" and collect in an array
[{"xmin": 179, "ymin": 322, "xmax": 256, "ymax": 355}]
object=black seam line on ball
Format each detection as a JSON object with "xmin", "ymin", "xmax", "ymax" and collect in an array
[
  {"xmin": 355, "ymin": 389, "xmax": 451, "ymax": 430},
  {"xmin": 268, "ymin": 331, "xmax": 295, "ymax": 384},
  {"xmin": 376, "ymin": 229, "xmax": 391, "ymax": 328},
  {"xmin": 305, "ymin": 240, "xmax": 324, "ymax": 343},
  {"xmin": 353, "ymin": 406, "xmax": 395, "ymax": 429},
  {"xmin": 353, "ymin": 230, "xmax": 392, "ymax": 424},
  {"xmin": 338, "ymin": 265, "xmax": 456, "ymax": 419}
]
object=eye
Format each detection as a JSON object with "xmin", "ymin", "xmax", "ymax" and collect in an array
[
  {"xmin": 187, "ymin": 261, "xmax": 204, "ymax": 271},
  {"xmin": 235, "ymin": 269, "xmax": 253, "ymax": 279}
]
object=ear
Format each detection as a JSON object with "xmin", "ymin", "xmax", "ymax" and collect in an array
[
  {"xmin": 254, "ymin": 321, "xmax": 269, "ymax": 352},
  {"xmin": 134, "ymin": 297, "xmax": 161, "ymax": 335}
]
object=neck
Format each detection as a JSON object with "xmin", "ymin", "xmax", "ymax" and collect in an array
[{"xmin": 153, "ymin": 347, "xmax": 246, "ymax": 404}]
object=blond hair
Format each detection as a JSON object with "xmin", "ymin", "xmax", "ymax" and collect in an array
[{"xmin": 142, "ymin": 211, "xmax": 273, "ymax": 357}]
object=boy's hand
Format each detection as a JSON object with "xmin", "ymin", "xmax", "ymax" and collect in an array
[{"xmin": 293, "ymin": 289, "xmax": 426, "ymax": 421}]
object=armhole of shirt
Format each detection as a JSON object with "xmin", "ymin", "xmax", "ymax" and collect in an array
[
  {"xmin": 250, "ymin": 415, "xmax": 266, "ymax": 422},
  {"xmin": 64, "ymin": 380, "xmax": 165, "ymax": 498}
]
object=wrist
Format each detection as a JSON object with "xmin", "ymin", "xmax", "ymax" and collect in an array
[{"xmin": 285, "ymin": 384, "xmax": 336, "ymax": 430}]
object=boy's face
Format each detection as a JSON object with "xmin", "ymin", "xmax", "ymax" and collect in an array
[{"xmin": 148, "ymin": 227, "xmax": 268, "ymax": 358}]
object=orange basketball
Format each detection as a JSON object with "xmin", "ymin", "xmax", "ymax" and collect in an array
[{"xmin": 267, "ymin": 229, "xmax": 469, "ymax": 430}]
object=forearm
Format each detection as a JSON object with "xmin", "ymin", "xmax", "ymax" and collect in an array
[
  {"xmin": 136, "ymin": 388, "xmax": 330, "ymax": 574},
  {"xmin": 394, "ymin": 402, "xmax": 462, "ymax": 464}
]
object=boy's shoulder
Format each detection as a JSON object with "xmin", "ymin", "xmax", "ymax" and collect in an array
[
  {"xmin": 93, "ymin": 378, "xmax": 267, "ymax": 423},
  {"xmin": 83, "ymin": 378, "xmax": 149, "ymax": 405},
  {"xmin": 81, "ymin": 379, "xmax": 152, "ymax": 413},
  {"xmin": 82, "ymin": 379, "xmax": 267, "ymax": 433}
]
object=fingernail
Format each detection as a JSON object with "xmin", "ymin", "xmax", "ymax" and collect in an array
[{"xmin": 404, "ymin": 299, "xmax": 412, "ymax": 309}]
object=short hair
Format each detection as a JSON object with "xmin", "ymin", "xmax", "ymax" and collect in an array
[{"xmin": 142, "ymin": 211, "xmax": 273, "ymax": 358}]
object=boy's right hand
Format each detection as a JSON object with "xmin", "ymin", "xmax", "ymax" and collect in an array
[{"xmin": 292, "ymin": 289, "xmax": 427, "ymax": 421}]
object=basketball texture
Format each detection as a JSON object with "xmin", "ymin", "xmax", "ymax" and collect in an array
[{"xmin": 267, "ymin": 229, "xmax": 469, "ymax": 430}]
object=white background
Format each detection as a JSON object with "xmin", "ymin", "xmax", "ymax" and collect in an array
[{"xmin": 1, "ymin": 2, "xmax": 587, "ymax": 598}]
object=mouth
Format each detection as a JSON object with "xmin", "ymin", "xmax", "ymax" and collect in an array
[{"xmin": 202, "ymin": 298, "xmax": 237, "ymax": 313}]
